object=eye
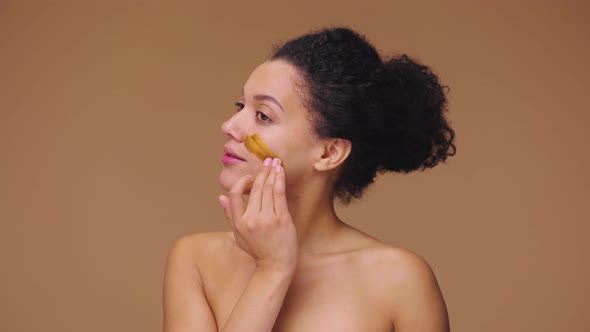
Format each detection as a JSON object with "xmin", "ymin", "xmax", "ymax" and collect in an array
[
  {"xmin": 234, "ymin": 101, "xmax": 271, "ymax": 123},
  {"xmin": 234, "ymin": 102, "xmax": 244, "ymax": 112},
  {"xmin": 256, "ymin": 111, "xmax": 271, "ymax": 123}
]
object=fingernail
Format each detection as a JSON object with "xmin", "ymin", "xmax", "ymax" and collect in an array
[
  {"xmin": 275, "ymin": 164, "xmax": 281, "ymax": 173},
  {"xmin": 218, "ymin": 197, "xmax": 225, "ymax": 209},
  {"xmin": 264, "ymin": 158, "xmax": 272, "ymax": 166},
  {"xmin": 271, "ymin": 158, "xmax": 279, "ymax": 167}
]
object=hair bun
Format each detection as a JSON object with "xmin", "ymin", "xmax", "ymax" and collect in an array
[
  {"xmin": 271, "ymin": 27, "xmax": 456, "ymax": 203},
  {"xmin": 371, "ymin": 54, "xmax": 456, "ymax": 173}
]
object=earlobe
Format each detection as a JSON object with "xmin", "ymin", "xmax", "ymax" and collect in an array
[{"xmin": 313, "ymin": 138, "xmax": 351, "ymax": 172}]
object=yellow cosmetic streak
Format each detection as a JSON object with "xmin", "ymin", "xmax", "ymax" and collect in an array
[{"xmin": 244, "ymin": 134, "xmax": 282, "ymax": 165}]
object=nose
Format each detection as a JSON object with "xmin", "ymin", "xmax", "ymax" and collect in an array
[{"xmin": 221, "ymin": 112, "xmax": 246, "ymax": 142}]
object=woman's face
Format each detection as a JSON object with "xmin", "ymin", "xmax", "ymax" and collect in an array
[{"xmin": 219, "ymin": 60, "xmax": 321, "ymax": 192}]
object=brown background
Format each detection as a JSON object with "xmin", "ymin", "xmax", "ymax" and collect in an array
[{"xmin": 1, "ymin": 1, "xmax": 588, "ymax": 331}]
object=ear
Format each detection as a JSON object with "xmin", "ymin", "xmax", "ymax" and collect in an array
[{"xmin": 313, "ymin": 138, "xmax": 352, "ymax": 172}]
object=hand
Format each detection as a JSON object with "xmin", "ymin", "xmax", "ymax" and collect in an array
[{"xmin": 219, "ymin": 157, "xmax": 299, "ymax": 274}]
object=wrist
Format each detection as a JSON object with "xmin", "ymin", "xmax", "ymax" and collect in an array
[{"xmin": 255, "ymin": 257, "xmax": 298, "ymax": 274}]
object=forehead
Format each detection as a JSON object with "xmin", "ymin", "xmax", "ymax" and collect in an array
[{"xmin": 243, "ymin": 60, "xmax": 302, "ymax": 107}]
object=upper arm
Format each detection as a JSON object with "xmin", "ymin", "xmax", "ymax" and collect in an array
[
  {"xmin": 388, "ymin": 253, "xmax": 450, "ymax": 332},
  {"xmin": 163, "ymin": 235, "xmax": 218, "ymax": 332}
]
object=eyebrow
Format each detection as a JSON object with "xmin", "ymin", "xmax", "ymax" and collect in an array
[{"xmin": 242, "ymin": 87, "xmax": 284, "ymax": 112}]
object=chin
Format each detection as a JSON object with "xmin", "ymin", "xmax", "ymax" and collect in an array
[
  {"xmin": 218, "ymin": 167, "xmax": 249, "ymax": 192},
  {"xmin": 218, "ymin": 170, "xmax": 234, "ymax": 192},
  {"xmin": 218, "ymin": 168, "xmax": 255, "ymax": 195}
]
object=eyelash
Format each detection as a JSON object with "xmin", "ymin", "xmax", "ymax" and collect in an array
[{"xmin": 234, "ymin": 102, "xmax": 271, "ymax": 123}]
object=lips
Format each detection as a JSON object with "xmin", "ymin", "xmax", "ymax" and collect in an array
[{"xmin": 224, "ymin": 147, "xmax": 245, "ymax": 161}]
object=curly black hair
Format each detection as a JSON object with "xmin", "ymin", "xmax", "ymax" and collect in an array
[{"xmin": 272, "ymin": 27, "xmax": 456, "ymax": 204}]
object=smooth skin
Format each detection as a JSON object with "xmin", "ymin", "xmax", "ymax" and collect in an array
[{"xmin": 163, "ymin": 60, "xmax": 450, "ymax": 332}]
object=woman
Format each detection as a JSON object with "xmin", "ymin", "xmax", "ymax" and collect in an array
[{"xmin": 164, "ymin": 27, "xmax": 455, "ymax": 332}]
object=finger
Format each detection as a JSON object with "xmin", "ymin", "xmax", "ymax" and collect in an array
[
  {"xmin": 246, "ymin": 157, "xmax": 273, "ymax": 214},
  {"xmin": 228, "ymin": 174, "xmax": 255, "ymax": 223},
  {"xmin": 219, "ymin": 195, "xmax": 232, "ymax": 224},
  {"xmin": 221, "ymin": 195, "xmax": 255, "ymax": 253},
  {"xmin": 261, "ymin": 158, "xmax": 279, "ymax": 215},
  {"xmin": 273, "ymin": 161, "xmax": 289, "ymax": 216}
]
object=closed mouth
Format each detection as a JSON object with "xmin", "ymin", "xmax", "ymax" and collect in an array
[{"xmin": 224, "ymin": 147, "xmax": 245, "ymax": 161}]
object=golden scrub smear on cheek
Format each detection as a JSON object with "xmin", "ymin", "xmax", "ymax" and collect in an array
[{"xmin": 244, "ymin": 134, "xmax": 283, "ymax": 165}]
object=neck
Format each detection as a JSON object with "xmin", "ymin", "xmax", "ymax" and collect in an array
[{"xmin": 285, "ymin": 181, "xmax": 344, "ymax": 255}]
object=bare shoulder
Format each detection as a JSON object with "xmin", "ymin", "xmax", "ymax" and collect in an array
[
  {"xmin": 166, "ymin": 231, "xmax": 242, "ymax": 278},
  {"xmin": 163, "ymin": 232, "xmax": 236, "ymax": 331},
  {"xmin": 364, "ymin": 242, "xmax": 438, "ymax": 286},
  {"xmin": 339, "ymin": 224, "xmax": 436, "ymax": 278},
  {"xmin": 167, "ymin": 231, "xmax": 235, "ymax": 263},
  {"xmin": 170, "ymin": 231, "xmax": 233, "ymax": 250},
  {"xmin": 358, "ymin": 241, "xmax": 450, "ymax": 331},
  {"xmin": 337, "ymin": 225, "xmax": 449, "ymax": 331}
]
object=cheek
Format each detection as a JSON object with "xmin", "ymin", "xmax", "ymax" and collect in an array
[
  {"xmin": 255, "ymin": 124, "xmax": 316, "ymax": 173},
  {"xmin": 275, "ymin": 138, "xmax": 316, "ymax": 176}
]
